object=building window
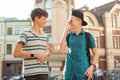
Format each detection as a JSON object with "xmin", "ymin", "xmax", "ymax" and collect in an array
[
  {"xmin": 15, "ymin": 27, "xmax": 21, "ymax": 35},
  {"xmin": 24, "ymin": 27, "xmax": 29, "ymax": 31},
  {"xmin": 7, "ymin": 27, "xmax": 12, "ymax": 35},
  {"xmin": 117, "ymin": 14, "xmax": 120, "ymax": 28},
  {"xmin": 100, "ymin": 36, "xmax": 105, "ymax": 48},
  {"xmin": 112, "ymin": 14, "xmax": 119, "ymax": 28},
  {"xmin": 0, "ymin": 23, "xmax": 3, "ymax": 35},
  {"xmin": 114, "ymin": 14, "xmax": 117, "ymax": 28},
  {"xmin": 95, "ymin": 37, "xmax": 99, "ymax": 48},
  {"xmin": 7, "ymin": 44, "xmax": 12, "ymax": 54},
  {"xmin": 113, "ymin": 37, "xmax": 119, "ymax": 49},
  {"xmin": 5, "ymin": 63, "xmax": 22, "ymax": 76},
  {"xmin": 45, "ymin": 0, "xmax": 52, "ymax": 21},
  {"xmin": 0, "ymin": 43, "xmax": 2, "ymax": 53},
  {"xmin": 11, "ymin": 63, "xmax": 22, "ymax": 75}
]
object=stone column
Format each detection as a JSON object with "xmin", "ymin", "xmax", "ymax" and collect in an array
[
  {"xmin": 106, "ymin": 52, "xmax": 114, "ymax": 73},
  {"xmin": 104, "ymin": 12, "xmax": 114, "ymax": 72},
  {"xmin": 52, "ymin": 0, "xmax": 68, "ymax": 52}
]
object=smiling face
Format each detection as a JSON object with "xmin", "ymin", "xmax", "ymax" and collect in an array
[
  {"xmin": 30, "ymin": 8, "xmax": 48, "ymax": 28},
  {"xmin": 35, "ymin": 16, "xmax": 47, "ymax": 28}
]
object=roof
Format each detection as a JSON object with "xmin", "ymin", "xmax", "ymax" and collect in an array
[
  {"xmin": 0, "ymin": 18, "xmax": 31, "ymax": 22},
  {"xmin": 91, "ymin": 0, "xmax": 120, "ymax": 13},
  {"xmin": 89, "ymin": 0, "xmax": 120, "ymax": 26}
]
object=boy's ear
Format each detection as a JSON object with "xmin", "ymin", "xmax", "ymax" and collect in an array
[
  {"xmin": 34, "ymin": 16, "xmax": 37, "ymax": 21},
  {"xmin": 35, "ymin": 16, "xmax": 40, "ymax": 21},
  {"xmin": 35, "ymin": 16, "xmax": 39, "ymax": 19}
]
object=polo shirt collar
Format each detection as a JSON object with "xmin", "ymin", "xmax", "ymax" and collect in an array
[
  {"xmin": 71, "ymin": 29, "xmax": 85, "ymax": 35},
  {"xmin": 30, "ymin": 28, "xmax": 43, "ymax": 36}
]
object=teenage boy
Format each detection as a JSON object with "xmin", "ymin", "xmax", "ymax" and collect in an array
[
  {"xmin": 59, "ymin": 9, "xmax": 99, "ymax": 80},
  {"xmin": 14, "ymin": 8, "xmax": 54, "ymax": 80}
]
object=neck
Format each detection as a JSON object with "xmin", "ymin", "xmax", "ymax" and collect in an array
[
  {"xmin": 74, "ymin": 25, "xmax": 82, "ymax": 35},
  {"xmin": 32, "ymin": 24, "xmax": 41, "ymax": 34}
]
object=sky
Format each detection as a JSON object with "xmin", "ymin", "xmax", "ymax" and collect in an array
[
  {"xmin": 75, "ymin": 0, "xmax": 114, "ymax": 9},
  {"xmin": 0, "ymin": 0, "xmax": 34, "ymax": 19},
  {"xmin": 0, "ymin": 0, "xmax": 115, "ymax": 19}
]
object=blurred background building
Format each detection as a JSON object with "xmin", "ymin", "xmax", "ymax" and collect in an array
[
  {"xmin": 0, "ymin": 18, "xmax": 31, "ymax": 79},
  {"xmin": 0, "ymin": 0, "xmax": 120, "ymax": 80}
]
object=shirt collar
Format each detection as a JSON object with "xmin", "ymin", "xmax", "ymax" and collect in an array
[
  {"xmin": 71, "ymin": 29, "xmax": 85, "ymax": 35},
  {"xmin": 30, "ymin": 28, "xmax": 43, "ymax": 36}
]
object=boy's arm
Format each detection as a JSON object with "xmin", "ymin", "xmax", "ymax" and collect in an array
[
  {"xmin": 14, "ymin": 42, "xmax": 48, "ymax": 63},
  {"xmin": 59, "ymin": 21, "xmax": 71, "ymax": 54},
  {"xmin": 14, "ymin": 42, "xmax": 31, "ymax": 58},
  {"xmin": 59, "ymin": 30, "xmax": 68, "ymax": 54},
  {"xmin": 45, "ymin": 43, "xmax": 55, "ymax": 57},
  {"xmin": 85, "ymin": 48, "xmax": 99, "ymax": 80},
  {"xmin": 89, "ymin": 34, "xmax": 99, "ymax": 67},
  {"xmin": 91, "ymin": 48, "xmax": 99, "ymax": 67}
]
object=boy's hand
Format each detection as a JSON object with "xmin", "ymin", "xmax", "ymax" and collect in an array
[
  {"xmin": 66, "ymin": 20, "xmax": 74, "ymax": 31},
  {"xmin": 46, "ymin": 43, "xmax": 55, "ymax": 52},
  {"xmin": 35, "ymin": 53, "xmax": 48, "ymax": 63},
  {"xmin": 85, "ymin": 65, "xmax": 94, "ymax": 80}
]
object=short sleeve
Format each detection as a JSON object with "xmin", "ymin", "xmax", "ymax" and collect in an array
[
  {"xmin": 89, "ymin": 33, "xmax": 96, "ymax": 48},
  {"xmin": 17, "ymin": 32, "xmax": 27, "ymax": 45}
]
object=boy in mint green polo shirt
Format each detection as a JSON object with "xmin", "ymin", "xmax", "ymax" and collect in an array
[
  {"xmin": 14, "ymin": 8, "xmax": 54, "ymax": 80},
  {"xmin": 59, "ymin": 9, "xmax": 99, "ymax": 80}
]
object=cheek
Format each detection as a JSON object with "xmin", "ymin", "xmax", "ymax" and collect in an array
[
  {"xmin": 72, "ymin": 22, "xmax": 76, "ymax": 26},
  {"xmin": 42, "ymin": 22, "xmax": 46, "ymax": 26},
  {"xmin": 74, "ymin": 21, "xmax": 79, "ymax": 25},
  {"xmin": 42, "ymin": 21, "xmax": 46, "ymax": 26},
  {"xmin": 42, "ymin": 20, "xmax": 46, "ymax": 23}
]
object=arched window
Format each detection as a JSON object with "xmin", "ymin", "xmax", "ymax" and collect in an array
[
  {"xmin": 113, "ymin": 37, "xmax": 119, "ymax": 49},
  {"xmin": 112, "ymin": 8, "xmax": 120, "ymax": 28},
  {"xmin": 45, "ymin": 0, "xmax": 52, "ymax": 21},
  {"xmin": 112, "ymin": 14, "xmax": 117, "ymax": 28},
  {"xmin": 112, "ymin": 13, "xmax": 119, "ymax": 28},
  {"xmin": 86, "ymin": 16, "xmax": 94, "ymax": 26}
]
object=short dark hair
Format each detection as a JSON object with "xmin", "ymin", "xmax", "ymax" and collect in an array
[{"xmin": 30, "ymin": 8, "xmax": 48, "ymax": 21}]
